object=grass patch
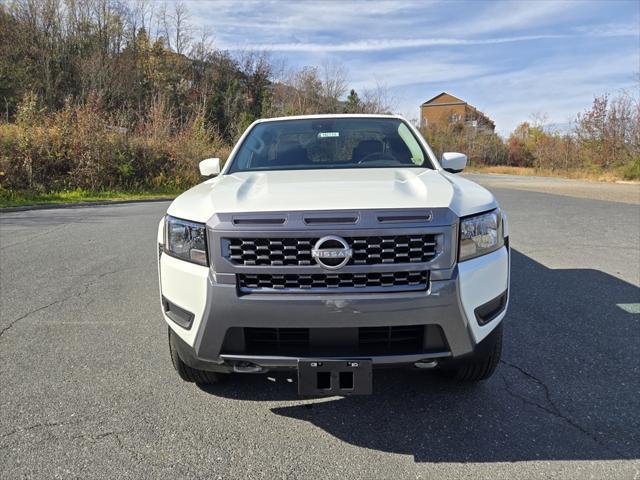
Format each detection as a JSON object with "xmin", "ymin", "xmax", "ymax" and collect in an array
[
  {"xmin": 0, "ymin": 187, "xmax": 180, "ymax": 208},
  {"xmin": 465, "ymin": 164, "xmax": 639, "ymax": 183}
]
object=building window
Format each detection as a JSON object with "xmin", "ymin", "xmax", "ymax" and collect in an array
[{"xmin": 448, "ymin": 114, "xmax": 461, "ymax": 123}]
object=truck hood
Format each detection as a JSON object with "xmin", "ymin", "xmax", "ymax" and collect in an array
[{"xmin": 167, "ymin": 168, "xmax": 498, "ymax": 223}]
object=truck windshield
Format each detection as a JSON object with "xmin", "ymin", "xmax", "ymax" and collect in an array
[{"xmin": 227, "ymin": 117, "xmax": 433, "ymax": 173}]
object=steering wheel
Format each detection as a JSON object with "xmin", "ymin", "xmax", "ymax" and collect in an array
[{"xmin": 356, "ymin": 152, "xmax": 396, "ymax": 164}]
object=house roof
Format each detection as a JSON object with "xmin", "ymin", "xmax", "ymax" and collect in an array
[
  {"xmin": 420, "ymin": 92, "xmax": 495, "ymax": 129},
  {"xmin": 421, "ymin": 92, "xmax": 465, "ymax": 106}
]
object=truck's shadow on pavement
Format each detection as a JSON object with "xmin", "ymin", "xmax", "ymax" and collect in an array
[{"xmin": 200, "ymin": 249, "xmax": 640, "ymax": 463}]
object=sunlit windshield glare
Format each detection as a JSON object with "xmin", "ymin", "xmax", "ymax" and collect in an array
[{"xmin": 228, "ymin": 118, "xmax": 430, "ymax": 173}]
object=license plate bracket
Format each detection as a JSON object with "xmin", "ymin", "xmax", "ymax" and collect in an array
[{"xmin": 297, "ymin": 359, "xmax": 372, "ymax": 396}]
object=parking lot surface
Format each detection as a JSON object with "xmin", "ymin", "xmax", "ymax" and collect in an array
[{"xmin": 1, "ymin": 177, "xmax": 639, "ymax": 479}]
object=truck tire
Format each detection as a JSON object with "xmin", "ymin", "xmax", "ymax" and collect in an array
[
  {"xmin": 168, "ymin": 328, "xmax": 223, "ymax": 385},
  {"xmin": 438, "ymin": 323, "xmax": 503, "ymax": 381}
]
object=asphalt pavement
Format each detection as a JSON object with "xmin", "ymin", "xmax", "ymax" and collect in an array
[{"xmin": 1, "ymin": 175, "xmax": 639, "ymax": 479}]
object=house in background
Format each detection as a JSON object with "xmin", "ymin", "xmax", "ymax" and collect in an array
[{"xmin": 420, "ymin": 92, "xmax": 495, "ymax": 131}]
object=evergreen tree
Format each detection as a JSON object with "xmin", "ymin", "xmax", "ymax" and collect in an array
[{"xmin": 344, "ymin": 89, "xmax": 361, "ymax": 113}]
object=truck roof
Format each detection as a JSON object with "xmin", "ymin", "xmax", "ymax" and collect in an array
[{"xmin": 254, "ymin": 113, "xmax": 407, "ymax": 123}]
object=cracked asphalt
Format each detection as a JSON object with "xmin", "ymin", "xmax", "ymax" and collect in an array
[{"xmin": 1, "ymin": 177, "xmax": 639, "ymax": 479}]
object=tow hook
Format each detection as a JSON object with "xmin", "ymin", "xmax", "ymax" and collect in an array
[
  {"xmin": 414, "ymin": 360, "xmax": 438, "ymax": 369},
  {"xmin": 233, "ymin": 361, "xmax": 263, "ymax": 373}
]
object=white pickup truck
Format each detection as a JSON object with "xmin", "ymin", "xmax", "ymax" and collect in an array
[{"xmin": 157, "ymin": 114, "xmax": 509, "ymax": 395}]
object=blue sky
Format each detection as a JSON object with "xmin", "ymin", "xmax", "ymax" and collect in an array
[{"xmin": 183, "ymin": 0, "xmax": 639, "ymax": 135}]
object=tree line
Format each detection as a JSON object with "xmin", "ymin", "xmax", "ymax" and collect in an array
[
  {"xmin": 0, "ymin": 0, "xmax": 637, "ymax": 196},
  {"xmin": 0, "ymin": 0, "xmax": 390, "ymax": 192},
  {"xmin": 421, "ymin": 91, "xmax": 639, "ymax": 180}
]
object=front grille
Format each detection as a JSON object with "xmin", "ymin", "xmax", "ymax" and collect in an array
[
  {"xmin": 226, "ymin": 234, "xmax": 438, "ymax": 266},
  {"xmin": 238, "ymin": 271, "xmax": 429, "ymax": 292},
  {"xmin": 242, "ymin": 326, "xmax": 427, "ymax": 356},
  {"xmin": 244, "ymin": 327, "xmax": 310, "ymax": 356},
  {"xmin": 359, "ymin": 325, "xmax": 425, "ymax": 354}
]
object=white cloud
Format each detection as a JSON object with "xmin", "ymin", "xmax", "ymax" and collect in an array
[
  {"xmin": 215, "ymin": 28, "xmax": 637, "ymax": 53},
  {"xmin": 575, "ymin": 22, "xmax": 640, "ymax": 37},
  {"xmin": 447, "ymin": 0, "xmax": 581, "ymax": 36},
  {"xmin": 348, "ymin": 57, "xmax": 490, "ymax": 90},
  {"xmin": 185, "ymin": 0, "xmax": 429, "ymax": 37},
  {"xmin": 220, "ymin": 34, "xmax": 571, "ymax": 52}
]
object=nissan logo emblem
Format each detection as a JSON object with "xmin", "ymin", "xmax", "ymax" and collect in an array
[{"xmin": 312, "ymin": 235, "xmax": 353, "ymax": 270}]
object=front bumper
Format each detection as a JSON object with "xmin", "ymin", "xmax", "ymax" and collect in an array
[{"xmin": 159, "ymin": 244, "xmax": 510, "ymax": 373}]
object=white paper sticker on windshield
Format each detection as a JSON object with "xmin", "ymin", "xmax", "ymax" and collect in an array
[{"xmin": 318, "ymin": 132, "xmax": 339, "ymax": 138}]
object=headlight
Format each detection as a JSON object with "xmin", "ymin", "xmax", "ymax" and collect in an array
[
  {"xmin": 459, "ymin": 209, "xmax": 504, "ymax": 261},
  {"xmin": 165, "ymin": 216, "xmax": 208, "ymax": 266}
]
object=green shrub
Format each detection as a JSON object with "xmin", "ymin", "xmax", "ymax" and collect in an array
[{"xmin": 619, "ymin": 157, "xmax": 640, "ymax": 180}]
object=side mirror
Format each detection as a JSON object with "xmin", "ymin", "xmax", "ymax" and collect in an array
[
  {"xmin": 199, "ymin": 157, "xmax": 220, "ymax": 177},
  {"xmin": 441, "ymin": 152, "xmax": 467, "ymax": 173}
]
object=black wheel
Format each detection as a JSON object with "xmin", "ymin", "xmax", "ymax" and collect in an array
[
  {"xmin": 438, "ymin": 323, "xmax": 503, "ymax": 381},
  {"xmin": 168, "ymin": 328, "xmax": 223, "ymax": 385}
]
